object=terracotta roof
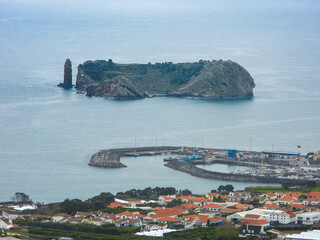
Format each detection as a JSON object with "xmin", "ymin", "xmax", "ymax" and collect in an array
[
  {"xmin": 204, "ymin": 203, "xmax": 223, "ymax": 209},
  {"xmin": 153, "ymin": 207, "xmax": 163, "ymax": 210},
  {"xmin": 183, "ymin": 214, "xmax": 199, "ymax": 219},
  {"xmin": 306, "ymin": 191, "xmax": 320, "ymax": 198},
  {"xmin": 235, "ymin": 204, "xmax": 253, "ymax": 209},
  {"xmin": 220, "ymin": 208, "xmax": 240, "ymax": 213},
  {"xmin": 290, "ymin": 204, "xmax": 305, "ymax": 209},
  {"xmin": 160, "ymin": 196, "xmax": 175, "ymax": 200},
  {"xmin": 305, "ymin": 197, "xmax": 320, "ymax": 202},
  {"xmin": 180, "ymin": 203, "xmax": 199, "ymax": 209},
  {"xmin": 207, "ymin": 193, "xmax": 219, "ymax": 197},
  {"xmin": 117, "ymin": 211, "xmax": 134, "ymax": 217},
  {"xmin": 177, "ymin": 195, "xmax": 198, "ymax": 199},
  {"xmin": 286, "ymin": 192, "xmax": 301, "ymax": 198},
  {"xmin": 264, "ymin": 192, "xmax": 277, "ymax": 197},
  {"xmin": 277, "ymin": 196, "xmax": 295, "ymax": 201},
  {"xmin": 264, "ymin": 204, "xmax": 279, "ymax": 209},
  {"xmin": 149, "ymin": 208, "xmax": 186, "ymax": 219},
  {"xmin": 244, "ymin": 214, "xmax": 261, "ymax": 219},
  {"xmin": 157, "ymin": 216, "xmax": 180, "ymax": 222},
  {"xmin": 197, "ymin": 216, "xmax": 215, "ymax": 223},
  {"xmin": 213, "ymin": 216, "xmax": 226, "ymax": 222},
  {"xmin": 241, "ymin": 219, "xmax": 269, "ymax": 226},
  {"xmin": 110, "ymin": 202, "xmax": 125, "ymax": 207}
]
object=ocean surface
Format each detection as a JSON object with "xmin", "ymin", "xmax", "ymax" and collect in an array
[{"xmin": 0, "ymin": 0, "xmax": 320, "ymax": 203}]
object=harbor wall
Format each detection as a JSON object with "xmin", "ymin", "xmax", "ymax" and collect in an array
[
  {"xmin": 89, "ymin": 146, "xmax": 182, "ymax": 168},
  {"xmin": 164, "ymin": 161, "xmax": 310, "ymax": 184}
]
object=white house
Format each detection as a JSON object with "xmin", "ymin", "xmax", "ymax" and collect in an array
[
  {"xmin": 0, "ymin": 218, "xmax": 14, "ymax": 229},
  {"xmin": 227, "ymin": 209, "xmax": 294, "ymax": 224},
  {"xmin": 302, "ymin": 198, "xmax": 320, "ymax": 206},
  {"xmin": 2, "ymin": 210, "xmax": 19, "ymax": 220},
  {"xmin": 52, "ymin": 213, "xmax": 72, "ymax": 222},
  {"xmin": 296, "ymin": 212, "xmax": 320, "ymax": 225},
  {"xmin": 203, "ymin": 203, "xmax": 223, "ymax": 212},
  {"xmin": 265, "ymin": 210, "xmax": 294, "ymax": 224}
]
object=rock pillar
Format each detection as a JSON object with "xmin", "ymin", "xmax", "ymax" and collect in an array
[{"xmin": 58, "ymin": 59, "xmax": 73, "ymax": 88}]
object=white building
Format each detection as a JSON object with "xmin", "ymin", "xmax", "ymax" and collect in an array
[
  {"xmin": 295, "ymin": 212, "xmax": 320, "ymax": 225},
  {"xmin": 227, "ymin": 209, "xmax": 294, "ymax": 224},
  {"xmin": 2, "ymin": 210, "xmax": 19, "ymax": 220},
  {"xmin": 285, "ymin": 230, "xmax": 320, "ymax": 240},
  {"xmin": 265, "ymin": 210, "xmax": 294, "ymax": 224}
]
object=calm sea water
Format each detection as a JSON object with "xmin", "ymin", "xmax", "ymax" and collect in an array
[{"xmin": 0, "ymin": 0, "xmax": 320, "ymax": 203}]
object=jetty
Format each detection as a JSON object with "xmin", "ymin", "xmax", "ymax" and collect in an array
[{"xmin": 89, "ymin": 146, "xmax": 182, "ymax": 168}]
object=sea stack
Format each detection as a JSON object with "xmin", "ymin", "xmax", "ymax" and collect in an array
[{"xmin": 58, "ymin": 59, "xmax": 73, "ymax": 88}]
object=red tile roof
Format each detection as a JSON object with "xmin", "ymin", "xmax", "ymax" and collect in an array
[
  {"xmin": 264, "ymin": 204, "xmax": 279, "ymax": 209},
  {"xmin": 220, "ymin": 208, "xmax": 240, "ymax": 213},
  {"xmin": 157, "ymin": 216, "xmax": 180, "ymax": 222},
  {"xmin": 277, "ymin": 196, "xmax": 295, "ymax": 202},
  {"xmin": 306, "ymin": 191, "xmax": 320, "ymax": 198},
  {"xmin": 235, "ymin": 204, "xmax": 253, "ymax": 209},
  {"xmin": 241, "ymin": 219, "xmax": 269, "ymax": 226},
  {"xmin": 117, "ymin": 211, "xmax": 134, "ymax": 217},
  {"xmin": 244, "ymin": 214, "xmax": 261, "ymax": 219},
  {"xmin": 207, "ymin": 193, "xmax": 220, "ymax": 197},
  {"xmin": 180, "ymin": 203, "xmax": 199, "ymax": 209},
  {"xmin": 204, "ymin": 203, "xmax": 223, "ymax": 209}
]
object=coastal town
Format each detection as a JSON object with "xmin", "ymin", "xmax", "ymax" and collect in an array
[{"xmin": 2, "ymin": 185, "xmax": 320, "ymax": 239}]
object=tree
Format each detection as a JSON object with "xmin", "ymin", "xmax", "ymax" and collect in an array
[
  {"xmin": 90, "ymin": 192, "xmax": 114, "ymax": 205},
  {"xmin": 225, "ymin": 185, "xmax": 234, "ymax": 192},
  {"xmin": 93, "ymin": 200, "xmax": 105, "ymax": 210},
  {"xmin": 181, "ymin": 189, "xmax": 192, "ymax": 196},
  {"xmin": 167, "ymin": 199, "xmax": 182, "ymax": 208},
  {"xmin": 218, "ymin": 185, "xmax": 234, "ymax": 193},
  {"xmin": 214, "ymin": 224, "xmax": 238, "ymax": 240},
  {"xmin": 11, "ymin": 192, "xmax": 32, "ymax": 203}
]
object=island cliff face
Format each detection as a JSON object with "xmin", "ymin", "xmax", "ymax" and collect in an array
[
  {"xmin": 58, "ymin": 59, "xmax": 73, "ymax": 88},
  {"xmin": 75, "ymin": 59, "xmax": 255, "ymax": 99}
]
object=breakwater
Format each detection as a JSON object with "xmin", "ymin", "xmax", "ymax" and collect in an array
[
  {"xmin": 89, "ymin": 146, "xmax": 182, "ymax": 168},
  {"xmin": 164, "ymin": 161, "xmax": 310, "ymax": 184}
]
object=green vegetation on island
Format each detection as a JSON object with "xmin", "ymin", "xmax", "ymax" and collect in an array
[{"xmin": 75, "ymin": 59, "xmax": 255, "ymax": 99}]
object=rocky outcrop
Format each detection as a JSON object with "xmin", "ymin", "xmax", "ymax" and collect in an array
[
  {"xmin": 74, "ymin": 59, "xmax": 255, "ymax": 99},
  {"xmin": 85, "ymin": 79, "xmax": 146, "ymax": 99},
  {"xmin": 58, "ymin": 59, "xmax": 73, "ymax": 88}
]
